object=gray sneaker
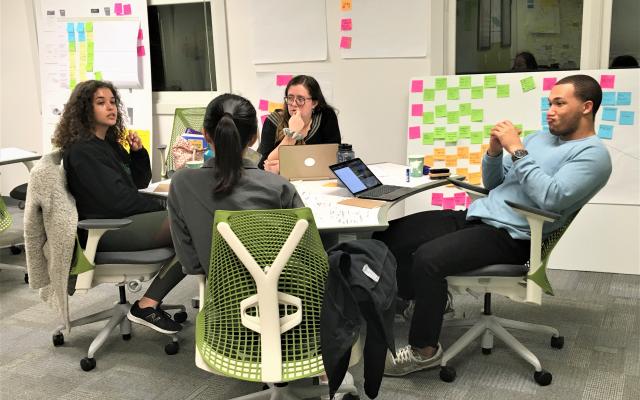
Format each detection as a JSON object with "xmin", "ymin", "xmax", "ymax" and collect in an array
[{"xmin": 384, "ymin": 344, "xmax": 443, "ymax": 377}]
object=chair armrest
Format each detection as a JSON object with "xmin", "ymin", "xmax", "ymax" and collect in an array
[
  {"xmin": 157, "ymin": 144, "xmax": 167, "ymax": 151},
  {"xmin": 78, "ymin": 219, "xmax": 132, "ymax": 230},
  {"xmin": 504, "ymin": 200, "xmax": 560, "ymax": 223},
  {"xmin": 447, "ymin": 177, "xmax": 490, "ymax": 196},
  {"xmin": 157, "ymin": 145, "xmax": 168, "ymax": 179}
]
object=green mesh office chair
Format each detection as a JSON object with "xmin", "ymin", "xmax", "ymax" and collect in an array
[
  {"xmin": 158, "ymin": 107, "xmax": 206, "ymax": 178},
  {"xmin": 195, "ymin": 208, "xmax": 359, "ymax": 399},
  {"xmin": 0, "ymin": 197, "xmax": 12, "ymax": 233},
  {"xmin": 438, "ymin": 179, "xmax": 576, "ymax": 386}
]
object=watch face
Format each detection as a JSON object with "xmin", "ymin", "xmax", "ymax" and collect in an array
[{"xmin": 513, "ymin": 149, "xmax": 528, "ymax": 160}]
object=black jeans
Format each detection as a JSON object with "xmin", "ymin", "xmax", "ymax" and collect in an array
[{"xmin": 373, "ymin": 210, "xmax": 530, "ymax": 348}]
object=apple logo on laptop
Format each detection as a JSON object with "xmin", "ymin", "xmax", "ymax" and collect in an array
[{"xmin": 304, "ymin": 157, "xmax": 316, "ymax": 167}]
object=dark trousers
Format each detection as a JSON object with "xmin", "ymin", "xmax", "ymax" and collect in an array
[{"xmin": 373, "ymin": 210, "xmax": 530, "ymax": 348}]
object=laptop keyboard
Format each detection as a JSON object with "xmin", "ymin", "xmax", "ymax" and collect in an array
[{"xmin": 363, "ymin": 185, "xmax": 401, "ymax": 197}]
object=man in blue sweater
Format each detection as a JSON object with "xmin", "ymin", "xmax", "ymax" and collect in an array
[{"xmin": 376, "ymin": 74, "xmax": 612, "ymax": 376}]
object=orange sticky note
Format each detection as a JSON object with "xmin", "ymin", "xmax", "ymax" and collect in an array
[
  {"xmin": 457, "ymin": 146, "xmax": 469, "ymax": 158},
  {"xmin": 481, "ymin": 144, "xmax": 489, "ymax": 153},
  {"xmin": 469, "ymin": 172, "xmax": 482, "ymax": 185},
  {"xmin": 341, "ymin": 0, "xmax": 352, "ymax": 11},
  {"xmin": 469, "ymin": 152, "xmax": 482, "ymax": 164},
  {"xmin": 445, "ymin": 154, "xmax": 458, "ymax": 167},
  {"xmin": 268, "ymin": 102, "xmax": 283, "ymax": 113},
  {"xmin": 433, "ymin": 148, "xmax": 446, "ymax": 160},
  {"xmin": 456, "ymin": 167, "xmax": 468, "ymax": 177},
  {"xmin": 323, "ymin": 181, "xmax": 339, "ymax": 187},
  {"xmin": 424, "ymin": 155, "xmax": 435, "ymax": 167}
]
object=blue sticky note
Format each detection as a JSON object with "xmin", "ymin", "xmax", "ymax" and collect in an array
[
  {"xmin": 541, "ymin": 112, "xmax": 548, "ymax": 125},
  {"xmin": 617, "ymin": 92, "xmax": 632, "ymax": 106},
  {"xmin": 67, "ymin": 32, "xmax": 75, "ymax": 42},
  {"xmin": 598, "ymin": 125, "xmax": 613, "ymax": 140},
  {"xmin": 602, "ymin": 92, "xmax": 616, "ymax": 106},
  {"xmin": 78, "ymin": 31, "xmax": 86, "ymax": 42},
  {"xmin": 619, "ymin": 111, "xmax": 635, "ymax": 125},
  {"xmin": 76, "ymin": 22, "xmax": 84, "ymax": 33},
  {"xmin": 602, "ymin": 107, "xmax": 617, "ymax": 121},
  {"xmin": 540, "ymin": 97, "xmax": 549, "ymax": 111},
  {"xmin": 66, "ymin": 22, "xmax": 74, "ymax": 32}
]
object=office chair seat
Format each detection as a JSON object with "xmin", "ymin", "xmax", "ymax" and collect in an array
[
  {"xmin": 9, "ymin": 183, "xmax": 27, "ymax": 201},
  {"xmin": 94, "ymin": 247, "xmax": 175, "ymax": 265},
  {"xmin": 453, "ymin": 264, "xmax": 529, "ymax": 277}
]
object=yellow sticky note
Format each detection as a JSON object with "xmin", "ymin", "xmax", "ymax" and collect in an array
[
  {"xmin": 268, "ymin": 102, "xmax": 283, "ymax": 113},
  {"xmin": 424, "ymin": 155, "xmax": 435, "ymax": 167},
  {"xmin": 323, "ymin": 181, "xmax": 339, "ymax": 187},
  {"xmin": 433, "ymin": 148, "xmax": 446, "ymax": 160},
  {"xmin": 445, "ymin": 154, "xmax": 458, "ymax": 167},
  {"xmin": 341, "ymin": 0, "xmax": 352, "ymax": 11},
  {"xmin": 469, "ymin": 152, "xmax": 482, "ymax": 164},
  {"xmin": 123, "ymin": 129, "xmax": 151, "ymax": 152},
  {"xmin": 468, "ymin": 172, "xmax": 482, "ymax": 185},
  {"xmin": 456, "ymin": 167, "xmax": 468, "ymax": 177},
  {"xmin": 481, "ymin": 144, "xmax": 489, "ymax": 153},
  {"xmin": 457, "ymin": 146, "xmax": 469, "ymax": 158}
]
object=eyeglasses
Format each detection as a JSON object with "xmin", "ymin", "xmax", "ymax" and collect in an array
[{"xmin": 284, "ymin": 95, "xmax": 313, "ymax": 106}]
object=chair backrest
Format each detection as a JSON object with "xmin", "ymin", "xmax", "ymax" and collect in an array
[
  {"xmin": 166, "ymin": 107, "xmax": 206, "ymax": 173},
  {"xmin": 196, "ymin": 208, "xmax": 328, "ymax": 383},
  {"xmin": 0, "ymin": 197, "xmax": 13, "ymax": 233}
]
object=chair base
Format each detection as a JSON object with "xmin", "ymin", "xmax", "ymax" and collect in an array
[{"xmin": 229, "ymin": 380, "xmax": 358, "ymax": 400}]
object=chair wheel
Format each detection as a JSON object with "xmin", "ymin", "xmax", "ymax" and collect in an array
[
  {"xmin": 550, "ymin": 335, "xmax": 564, "ymax": 349},
  {"xmin": 482, "ymin": 347, "xmax": 492, "ymax": 355},
  {"xmin": 122, "ymin": 333, "xmax": 132, "ymax": 341},
  {"xmin": 80, "ymin": 357, "xmax": 96, "ymax": 371},
  {"xmin": 24, "ymin": 273, "xmax": 29, "ymax": 284},
  {"xmin": 173, "ymin": 311, "xmax": 188, "ymax": 324},
  {"xmin": 52, "ymin": 333, "xmax": 64, "ymax": 346},
  {"xmin": 10, "ymin": 246, "xmax": 22, "ymax": 255},
  {"xmin": 165, "ymin": 341, "xmax": 179, "ymax": 355},
  {"xmin": 343, "ymin": 394, "xmax": 360, "ymax": 400},
  {"xmin": 534, "ymin": 370, "xmax": 552, "ymax": 386},
  {"xmin": 440, "ymin": 366, "xmax": 456, "ymax": 382}
]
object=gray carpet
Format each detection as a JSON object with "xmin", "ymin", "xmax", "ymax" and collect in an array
[{"xmin": 1, "ymin": 199, "xmax": 638, "ymax": 399}]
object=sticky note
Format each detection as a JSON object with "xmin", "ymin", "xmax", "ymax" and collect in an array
[
  {"xmin": 94, "ymin": 71, "xmax": 102, "ymax": 80},
  {"xmin": 341, "ymin": 0, "xmax": 352, "ymax": 11},
  {"xmin": 597, "ymin": 125, "xmax": 613, "ymax": 139},
  {"xmin": 431, "ymin": 193, "xmax": 444, "ymax": 206},
  {"xmin": 454, "ymin": 192, "xmax": 467, "ymax": 205},
  {"xmin": 497, "ymin": 84, "xmax": 510, "ymax": 98},
  {"xmin": 423, "ymin": 89, "xmax": 435, "ymax": 101},
  {"xmin": 445, "ymin": 154, "xmax": 458, "ymax": 167},
  {"xmin": 276, "ymin": 74, "xmax": 292, "ymax": 86},
  {"xmin": 600, "ymin": 74, "xmax": 615, "ymax": 89},
  {"xmin": 78, "ymin": 32, "xmax": 86, "ymax": 42},
  {"xmin": 435, "ymin": 105, "xmax": 447, "ymax": 118},
  {"xmin": 114, "ymin": 3, "xmax": 123, "ymax": 15},
  {"xmin": 423, "ymin": 112, "xmax": 435, "ymax": 124},
  {"xmin": 456, "ymin": 167, "xmax": 468, "ymax": 177},
  {"xmin": 442, "ymin": 197, "xmax": 456, "ymax": 210},
  {"xmin": 341, "ymin": 18, "xmax": 352, "ymax": 31},
  {"xmin": 411, "ymin": 80, "xmax": 424, "ymax": 93},
  {"xmin": 471, "ymin": 86, "xmax": 484, "ymax": 99},
  {"xmin": 524, "ymin": 130, "xmax": 537, "ymax": 137},
  {"xmin": 434, "ymin": 127, "xmax": 446, "ymax": 140},
  {"xmin": 484, "ymin": 75, "xmax": 497, "ymax": 88},
  {"xmin": 258, "ymin": 99, "xmax": 269, "ymax": 111},
  {"xmin": 459, "ymin": 103, "xmax": 471, "ymax": 116},
  {"xmin": 123, "ymin": 4, "xmax": 131, "ymax": 15},
  {"xmin": 66, "ymin": 22, "xmax": 74, "ymax": 32},
  {"xmin": 481, "ymin": 143, "xmax": 489, "ymax": 154},
  {"xmin": 340, "ymin": 36, "xmax": 352, "ymax": 49},
  {"xmin": 471, "ymin": 109, "xmax": 484, "ymax": 122},
  {"xmin": 435, "ymin": 77, "xmax": 447, "ymax": 90},
  {"xmin": 459, "ymin": 76, "xmax": 472, "ymax": 89},
  {"xmin": 445, "ymin": 132, "xmax": 459, "ymax": 143},
  {"xmin": 433, "ymin": 148, "xmax": 446, "ymax": 160},
  {"xmin": 86, "ymin": 62, "xmax": 93, "ymax": 72},
  {"xmin": 457, "ymin": 146, "xmax": 469, "ymax": 158},
  {"xmin": 520, "ymin": 76, "xmax": 536, "ymax": 92},
  {"xmin": 619, "ymin": 111, "xmax": 635, "ymax": 125},
  {"xmin": 268, "ymin": 102, "xmax": 283, "ymax": 113},
  {"xmin": 76, "ymin": 23, "xmax": 84, "ymax": 33},
  {"xmin": 459, "ymin": 125, "xmax": 471, "ymax": 138},
  {"xmin": 137, "ymin": 28, "xmax": 143, "ymax": 40},
  {"xmin": 68, "ymin": 42, "xmax": 76, "ymax": 51},
  {"xmin": 515, "ymin": 124, "xmax": 523, "ymax": 133},
  {"xmin": 469, "ymin": 151, "xmax": 482, "ymax": 164},
  {"xmin": 540, "ymin": 97, "xmax": 550, "ymax": 111},
  {"xmin": 483, "ymin": 125, "xmax": 493, "ymax": 137},
  {"xmin": 617, "ymin": 92, "xmax": 631, "ymax": 106},
  {"xmin": 542, "ymin": 77, "xmax": 556, "ymax": 90},
  {"xmin": 602, "ymin": 107, "xmax": 617, "ymax": 121},
  {"xmin": 424, "ymin": 156, "xmax": 434, "ymax": 168},
  {"xmin": 422, "ymin": 133, "xmax": 434, "ymax": 145},
  {"xmin": 260, "ymin": 114, "xmax": 268, "ymax": 124},
  {"xmin": 137, "ymin": 45, "xmax": 145, "ymax": 56},
  {"xmin": 447, "ymin": 111, "xmax": 459, "ymax": 124},
  {"xmin": 408, "ymin": 126, "xmax": 421, "ymax": 140},
  {"xmin": 469, "ymin": 172, "xmax": 482, "ymax": 185},
  {"xmin": 447, "ymin": 87, "xmax": 460, "ymax": 100},
  {"xmin": 602, "ymin": 92, "xmax": 616, "ymax": 106},
  {"xmin": 411, "ymin": 104, "xmax": 424, "ymax": 117},
  {"xmin": 87, "ymin": 41, "xmax": 94, "ymax": 53},
  {"xmin": 67, "ymin": 32, "xmax": 75, "ymax": 42},
  {"xmin": 470, "ymin": 131, "xmax": 483, "ymax": 145}
]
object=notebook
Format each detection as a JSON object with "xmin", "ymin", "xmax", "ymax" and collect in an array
[
  {"xmin": 279, "ymin": 143, "xmax": 339, "ymax": 181},
  {"xmin": 329, "ymin": 158, "xmax": 419, "ymax": 201}
]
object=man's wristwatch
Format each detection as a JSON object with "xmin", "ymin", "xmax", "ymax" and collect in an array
[{"xmin": 511, "ymin": 149, "xmax": 529, "ymax": 162}]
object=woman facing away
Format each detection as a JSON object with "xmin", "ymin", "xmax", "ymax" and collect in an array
[
  {"xmin": 257, "ymin": 75, "xmax": 341, "ymax": 174},
  {"xmin": 53, "ymin": 80, "xmax": 185, "ymax": 335}
]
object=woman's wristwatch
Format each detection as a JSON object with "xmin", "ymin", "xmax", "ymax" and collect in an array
[{"xmin": 283, "ymin": 128, "xmax": 304, "ymax": 141}]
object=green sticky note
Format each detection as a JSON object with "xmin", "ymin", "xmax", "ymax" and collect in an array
[
  {"xmin": 459, "ymin": 103, "xmax": 472, "ymax": 116},
  {"xmin": 68, "ymin": 42, "xmax": 76, "ymax": 52},
  {"xmin": 86, "ymin": 62, "xmax": 93, "ymax": 72},
  {"xmin": 447, "ymin": 111, "xmax": 460, "ymax": 124},
  {"xmin": 459, "ymin": 125, "xmax": 471, "ymax": 138},
  {"xmin": 422, "ymin": 112, "xmax": 435, "ymax": 124},
  {"xmin": 423, "ymin": 89, "xmax": 435, "ymax": 101},
  {"xmin": 524, "ymin": 130, "xmax": 536, "ymax": 137},
  {"xmin": 515, "ymin": 124, "xmax": 523, "ymax": 132},
  {"xmin": 459, "ymin": 76, "xmax": 472, "ymax": 89},
  {"xmin": 497, "ymin": 84, "xmax": 510, "ymax": 98},
  {"xmin": 85, "ymin": 22, "xmax": 93, "ymax": 32},
  {"xmin": 471, "ymin": 109, "xmax": 484, "ymax": 122},
  {"xmin": 95, "ymin": 71, "xmax": 102, "ymax": 80},
  {"xmin": 471, "ymin": 131, "xmax": 484, "ymax": 144},
  {"xmin": 446, "ymin": 131, "xmax": 459, "ymax": 143},
  {"xmin": 70, "ymin": 79, "xmax": 77, "ymax": 89},
  {"xmin": 484, "ymin": 125, "xmax": 493, "ymax": 137},
  {"xmin": 447, "ymin": 87, "xmax": 460, "ymax": 100},
  {"xmin": 422, "ymin": 133, "xmax": 434, "ymax": 145},
  {"xmin": 435, "ymin": 77, "xmax": 447, "ymax": 90},
  {"xmin": 484, "ymin": 75, "xmax": 497, "ymax": 88},
  {"xmin": 435, "ymin": 105, "xmax": 447, "ymax": 118},
  {"xmin": 471, "ymin": 86, "xmax": 484, "ymax": 99},
  {"xmin": 87, "ymin": 53, "xmax": 94, "ymax": 63},
  {"xmin": 434, "ymin": 127, "xmax": 446, "ymax": 140},
  {"xmin": 87, "ymin": 41, "xmax": 94, "ymax": 53},
  {"xmin": 520, "ymin": 76, "xmax": 536, "ymax": 92}
]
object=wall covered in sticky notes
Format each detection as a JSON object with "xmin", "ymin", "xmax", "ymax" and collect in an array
[{"xmin": 407, "ymin": 69, "xmax": 640, "ymax": 205}]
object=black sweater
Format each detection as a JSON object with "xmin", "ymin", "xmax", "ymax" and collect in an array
[{"xmin": 63, "ymin": 137, "xmax": 164, "ymax": 219}]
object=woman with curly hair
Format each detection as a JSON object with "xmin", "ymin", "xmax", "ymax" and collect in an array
[{"xmin": 53, "ymin": 80, "xmax": 184, "ymax": 334}]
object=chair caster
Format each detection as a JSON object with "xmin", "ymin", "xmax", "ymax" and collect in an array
[
  {"xmin": 173, "ymin": 311, "xmax": 188, "ymax": 324},
  {"xmin": 165, "ymin": 341, "xmax": 179, "ymax": 355},
  {"xmin": 440, "ymin": 366, "xmax": 456, "ymax": 382},
  {"xmin": 80, "ymin": 357, "xmax": 96, "ymax": 371},
  {"xmin": 24, "ymin": 273, "xmax": 29, "ymax": 284},
  {"xmin": 534, "ymin": 370, "xmax": 552, "ymax": 386},
  {"xmin": 481, "ymin": 347, "xmax": 492, "ymax": 355},
  {"xmin": 10, "ymin": 246, "xmax": 22, "ymax": 255},
  {"xmin": 550, "ymin": 335, "xmax": 564, "ymax": 349},
  {"xmin": 342, "ymin": 394, "xmax": 360, "ymax": 400},
  {"xmin": 122, "ymin": 333, "xmax": 132, "ymax": 341},
  {"xmin": 52, "ymin": 333, "xmax": 64, "ymax": 346}
]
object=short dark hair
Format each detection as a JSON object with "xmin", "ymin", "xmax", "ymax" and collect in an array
[
  {"xmin": 555, "ymin": 74, "xmax": 602, "ymax": 118},
  {"xmin": 610, "ymin": 55, "xmax": 639, "ymax": 69}
]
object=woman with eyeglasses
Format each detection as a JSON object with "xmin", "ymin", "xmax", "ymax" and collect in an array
[{"xmin": 258, "ymin": 75, "xmax": 341, "ymax": 174}]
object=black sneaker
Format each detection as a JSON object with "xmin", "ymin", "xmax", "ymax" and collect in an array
[{"xmin": 127, "ymin": 300, "xmax": 182, "ymax": 334}]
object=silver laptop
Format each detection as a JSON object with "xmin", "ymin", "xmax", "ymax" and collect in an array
[{"xmin": 279, "ymin": 143, "xmax": 338, "ymax": 181}]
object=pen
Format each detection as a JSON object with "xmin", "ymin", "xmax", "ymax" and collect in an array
[{"xmin": 406, "ymin": 168, "xmax": 410, "ymax": 183}]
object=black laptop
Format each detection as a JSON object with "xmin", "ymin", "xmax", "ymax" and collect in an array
[{"xmin": 329, "ymin": 158, "xmax": 418, "ymax": 201}]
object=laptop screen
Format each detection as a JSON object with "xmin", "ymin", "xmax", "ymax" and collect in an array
[{"xmin": 330, "ymin": 158, "xmax": 383, "ymax": 195}]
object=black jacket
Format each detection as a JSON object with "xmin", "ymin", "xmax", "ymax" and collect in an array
[{"xmin": 321, "ymin": 239, "xmax": 397, "ymax": 399}]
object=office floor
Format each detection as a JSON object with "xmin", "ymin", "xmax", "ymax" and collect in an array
[{"xmin": 0, "ymin": 200, "xmax": 638, "ymax": 400}]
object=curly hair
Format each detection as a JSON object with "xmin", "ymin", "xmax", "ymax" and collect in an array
[{"xmin": 52, "ymin": 80, "xmax": 126, "ymax": 149}]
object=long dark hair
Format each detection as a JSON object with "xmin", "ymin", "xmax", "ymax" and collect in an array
[
  {"xmin": 203, "ymin": 94, "xmax": 258, "ymax": 195},
  {"xmin": 52, "ymin": 80, "xmax": 126, "ymax": 149}
]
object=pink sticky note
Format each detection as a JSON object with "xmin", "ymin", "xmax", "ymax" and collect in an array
[
  {"xmin": 408, "ymin": 126, "xmax": 420, "ymax": 140},
  {"xmin": 600, "ymin": 75, "xmax": 615, "ymax": 89},
  {"xmin": 542, "ymin": 77, "xmax": 556, "ymax": 90},
  {"xmin": 431, "ymin": 193, "xmax": 444, "ymax": 206},
  {"xmin": 114, "ymin": 3, "xmax": 123, "ymax": 15},
  {"xmin": 123, "ymin": 4, "xmax": 131, "ymax": 15},
  {"xmin": 276, "ymin": 74, "xmax": 292, "ymax": 86},
  {"xmin": 341, "ymin": 18, "xmax": 352, "ymax": 31},
  {"xmin": 260, "ymin": 115, "xmax": 268, "ymax": 124},
  {"xmin": 340, "ymin": 36, "xmax": 352, "ymax": 49},
  {"xmin": 136, "ymin": 45, "xmax": 145, "ymax": 56},
  {"xmin": 137, "ymin": 28, "xmax": 143, "ymax": 40},
  {"xmin": 258, "ymin": 99, "xmax": 269, "ymax": 111},
  {"xmin": 411, "ymin": 104, "xmax": 423, "ymax": 117},
  {"xmin": 442, "ymin": 197, "xmax": 456, "ymax": 210},
  {"xmin": 454, "ymin": 192, "xmax": 467, "ymax": 205},
  {"xmin": 411, "ymin": 80, "xmax": 423, "ymax": 93},
  {"xmin": 465, "ymin": 195, "xmax": 472, "ymax": 208}
]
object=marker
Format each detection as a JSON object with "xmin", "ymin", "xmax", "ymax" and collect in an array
[{"xmin": 406, "ymin": 168, "xmax": 410, "ymax": 182}]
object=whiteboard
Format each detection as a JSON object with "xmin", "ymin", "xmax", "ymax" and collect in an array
[
  {"xmin": 406, "ymin": 69, "xmax": 640, "ymax": 205},
  {"xmin": 339, "ymin": 0, "xmax": 429, "ymax": 59}
]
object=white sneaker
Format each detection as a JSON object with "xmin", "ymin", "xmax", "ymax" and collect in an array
[
  {"xmin": 320, "ymin": 371, "xmax": 354, "ymax": 400},
  {"xmin": 384, "ymin": 344, "xmax": 443, "ymax": 377},
  {"xmin": 403, "ymin": 292, "xmax": 455, "ymax": 321}
]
